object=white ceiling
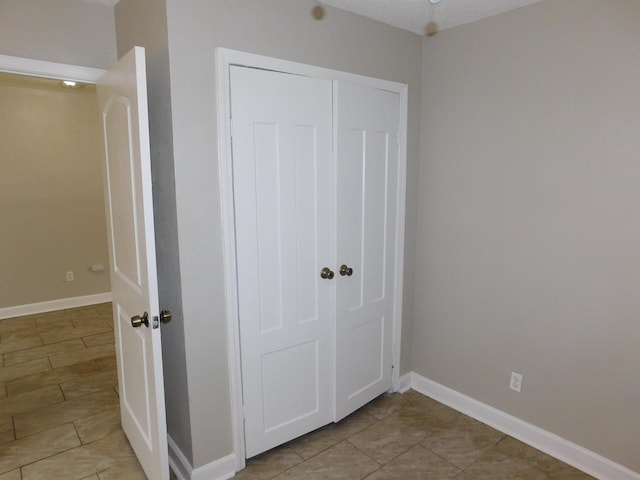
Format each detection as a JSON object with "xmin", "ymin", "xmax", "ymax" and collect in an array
[
  {"xmin": 320, "ymin": 0, "xmax": 545, "ymax": 35},
  {"xmin": 81, "ymin": 0, "xmax": 545, "ymax": 36}
]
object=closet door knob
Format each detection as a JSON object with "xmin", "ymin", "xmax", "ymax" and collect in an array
[
  {"xmin": 320, "ymin": 267, "xmax": 334, "ymax": 279},
  {"xmin": 339, "ymin": 264, "xmax": 353, "ymax": 276}
]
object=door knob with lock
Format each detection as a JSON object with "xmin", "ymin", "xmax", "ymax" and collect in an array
[
  {"xmin": 131, "ymin": 310, "xmax": 172, "ymax": 329},
  {"xmin": 131, "ymin": 312, "xmax": 149, "ymax": 328},
  {"xmin": 339, "ymin": 264, "xmax": 354, "ymax": 276},
  {"xmin": 160, "ymin": 310, "xmax": 172, "ymax": 324},
  {"xmin": 320, "ymin": 267, "xmax": 334, "ymax": 279}
]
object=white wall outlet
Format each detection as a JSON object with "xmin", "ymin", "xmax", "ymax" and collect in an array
[
  {"xmin": 510, "ymin": 371, "xmax": 523, "ymax": 392},
  {"xmin": 66, "ymin": 271, "xmax": 74, "ymax": 282}
]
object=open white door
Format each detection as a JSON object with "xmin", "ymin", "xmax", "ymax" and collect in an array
[{"xmin": 98, "ymin": 46, "xmax": 169, "ymax": 480}]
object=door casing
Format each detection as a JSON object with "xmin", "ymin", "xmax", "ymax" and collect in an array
[
  {"xmin": 0, "ymin": 53, "xmax": 105, "ymax": 83},
  {"xmin": 215, "ymin": 48, "xmax": 409, "ymax": 471}
]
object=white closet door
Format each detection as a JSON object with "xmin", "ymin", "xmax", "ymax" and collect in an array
[
  {"xmin": 230, "ymin": 66, "xmax": 334, "ymax": 458},
  {"xmin": 334, "ymin": 81, "xmax": 400, "ymax": 421}
]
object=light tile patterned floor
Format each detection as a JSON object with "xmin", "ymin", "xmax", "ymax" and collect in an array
[
  {"xmin": 0, "ymin": 303, "xmax": 148, "ymax": 479},
  {"xmin": 1, "ymin": 305, "xmax": 596, "ymax": 479},
  {"xmin": 236, "ymin": 387, "xmax": 598, "ymax": 479}
]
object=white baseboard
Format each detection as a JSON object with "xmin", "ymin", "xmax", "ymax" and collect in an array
[
  {"xmin": 397, "ymin": 372, "xmax": 413, "ymax": 393},
  {"xmin": 407, "ymin": 372, "xmax": 639, "ymax": 480},
  {"xmin": 168, "ymin": 435, "xmax": 191, "ymax": 480},
  {"xmin": 168, "ymin": 435, "xmax": 237, "ymax": 480},
  {"xmin": 0, "ymin": 292, "xmax": 112, "ymax": 320}
]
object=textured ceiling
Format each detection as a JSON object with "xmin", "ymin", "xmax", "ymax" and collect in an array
[{"xmin": 320, "ymin": 0, "xmax": 545, "ymax": 35}]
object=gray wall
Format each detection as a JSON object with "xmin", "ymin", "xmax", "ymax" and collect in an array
[
  {"xmin": 0, "ymin": 0, "xmax": 116, "ymax": 68},
  {"xmin": 416, "ymin": 0, "xmax": 640, "ymax": 473},
  {"xmin": 116, "ymin": 0, "xmax": 422, "ymax": 469}
]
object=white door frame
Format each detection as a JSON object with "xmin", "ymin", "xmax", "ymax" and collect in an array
[
  {"xmin": 215, "ymin": 48, "xmax": 408, "ymax": 470},
  {"xmin": 0, "ymin": 53, "xmax": 105, "ymax": 82},
  {"xmin": 0, "ymin": 54, "xmax": 107, "ymax": 319}
]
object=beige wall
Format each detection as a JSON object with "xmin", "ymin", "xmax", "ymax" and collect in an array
[
  {"xmin": 416, "ymin": 0, "xmax": 640, "ymax": 472},
  {"xmin": 0, "ymin": 0, "xmax": 116, "ymax": 68},
  {"xmin": 116, "ymin": 0, "xmax": 422, "ymax": 469},
  {"xmin": 0, "ymin": 74, "xmax": 110, "ymax": 309}
]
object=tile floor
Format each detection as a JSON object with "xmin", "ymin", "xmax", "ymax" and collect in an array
[
  {"xmin": 236, "ymin": 391, "xmax": 598, "ymax": 479},
  {"xmin": 0, "ymin": 303, "xmax": 148, "ymax": 479},
  {"xmin": 1, "ymin": 304, "xmax": 596, "ymax": 479}
]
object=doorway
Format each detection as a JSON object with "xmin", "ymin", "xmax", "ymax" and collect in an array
[
  {"xmin": 0, "ymin": 55, "xmax": 110, "ymax": 318},
  {"xmin": 0, "ymin": 71, "xmax": 110, "ymax": 315},
  {"xmin": 0, "ymin": 52, "xmax": 175, "ymax": 478},
  {"xmin": 0, "ymin": 55, "xmax": 158, "ymax": 478}
]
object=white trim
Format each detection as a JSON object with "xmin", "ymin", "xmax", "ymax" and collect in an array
[
  {"xmin": 167, "ymin": 435, "xmax": 190, "ymax": 480},
  {"xmin": 409, "ymin": 372, "xmax": 640, "ymax": 480},
  {"xmin": 215, "ymin": 48, "xmax": 247, "ymax": 472},
  {"xmin": 397, "ymin": 372, "xmax": 413, "ymax": 393},
  {"xmin": 391, "ymin": 83, "xmax": 408, "ymax": 393},
  {"xmin": 216, "ymin": 48, "xmax": 406, "ymax": 92},
  {"xmin": 81, "ymin": 0, "xmax": 120, "ymax": 6},
  {"xmin": 0, "ymin": 293, "xmax": 112, "ymax": 320},
  {"xmin": 0, "ymin": 54, "xmax": 105, "ymax": 83},
  {"xmin": 168, "ymin": 435, "xmax": 236, "ymax": 480},
  {"xmin": 216, "ymin": 47, "xmax": 408, "ymax": 464}
]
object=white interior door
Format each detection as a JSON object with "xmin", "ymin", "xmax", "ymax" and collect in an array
[
  {"xmin": 98, "ymin": 46, "xmax": 169, "ymax": 480},
  {"xmin": 230, "ymin": 66, "xmax": 334, "ymax": 458},
  {"xmin": 334, "ymin": 81, "xmax": 400, "ymax": 421}
]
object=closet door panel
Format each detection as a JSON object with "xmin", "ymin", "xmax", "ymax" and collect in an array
[
  {"xmin": 336, "ymin": 127, "xmax": 365, "ymax": 311},
  {"xmin": 230, "ymin": 66, "xmax": 334, "ymax": 457},
  {"xmin": 335, "ymin": 81, "xmax": 400, "ymax": 421}
]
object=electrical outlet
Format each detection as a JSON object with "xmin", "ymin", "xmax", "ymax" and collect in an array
[
  {"xmin": 510, "ymin": 372, "xmax": 523, "ymax": 392},
  {"xmin": 66, "ymin": 271, "xmax": 74, "ymax": 282}
]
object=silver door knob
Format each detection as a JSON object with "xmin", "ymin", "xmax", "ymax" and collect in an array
[
  {"xmin": 339, "ymin": 264, "xmax": 353, "ymax": 276},
  {"xmin": 320, "ymin": 267, "xmax": 334, "ymax": 279}
]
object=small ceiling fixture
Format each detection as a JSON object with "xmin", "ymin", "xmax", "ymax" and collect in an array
[
  {"xmin": 429, "ymin": 0, "xmax": 441, "ymax": 4},
  {"xmin": 62, "ymin": 80, "xmax": 77, "ymax": 87}
]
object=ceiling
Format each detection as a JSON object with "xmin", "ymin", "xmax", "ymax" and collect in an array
[
  {"xmin": 82, "ymin": 0, "xmax": 545, "ymax": 36},
  {"xmin": 319, "ymin": 0, "xmax": 545, "ymax": 35}
]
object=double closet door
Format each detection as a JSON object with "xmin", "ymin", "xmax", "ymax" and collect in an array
[{"xmin": 230, "ymin": 65, "xmax": 401, "ymax": 458}]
